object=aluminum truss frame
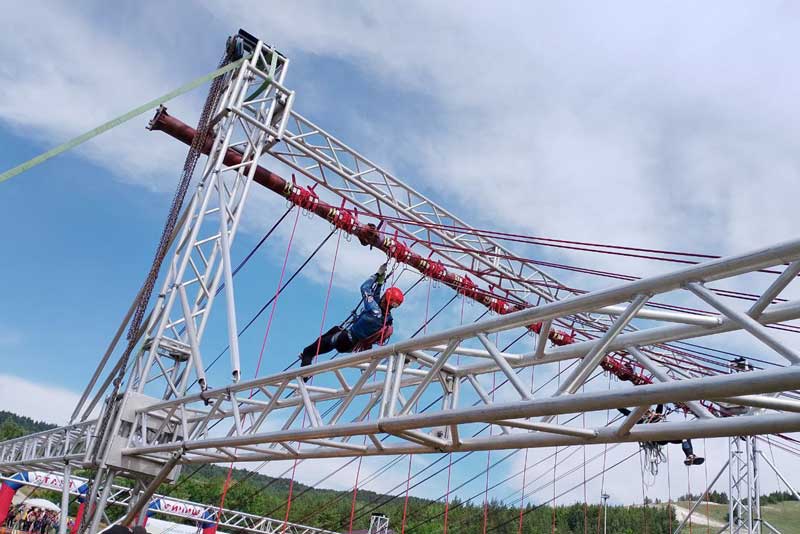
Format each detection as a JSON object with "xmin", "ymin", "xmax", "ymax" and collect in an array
[
  {"xmin": 1, "ymin": 34, "xmax": 800, "ymax": 534},
  {"xmin": 130, "ymin": 42, "xmax": 292, "ymax": 397},
  {"xmin": 115, "ymin": 238, "xmax": 800, "ymax": 464},
  {"xmin": 169, "ymin": 49, "xmax": 797, "ymax": 401},
  {"xmin": 62, "ymin": 41, "xmax": 298, "ymax": 534},
  {"xmin": 0, "ymin": 471, "xmax": 337, "ymax": 534},
  {"xmin": 0, "ymin": 421, "xmax": 95, "ymax": 472},
  {"xmin": 233, "ymin": 55, "xmax": 588, "ymax": 314}
]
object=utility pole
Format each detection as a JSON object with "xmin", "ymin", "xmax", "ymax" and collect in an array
[{"xmin": 602, "ymin": 493, "xmax": 610, "ymax": 534}]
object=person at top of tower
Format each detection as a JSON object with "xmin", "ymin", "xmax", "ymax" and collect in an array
[
  {"xmin": 618, "ymin": 404, "xmax": 705, "ymax": 466},
  {"xmin": 298, "ymin": 262, "xmax": 403, "ymax": 369}
]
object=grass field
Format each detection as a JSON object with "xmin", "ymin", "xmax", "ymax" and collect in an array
[{"xmin": 674, "ymin": 500, "xmax": 800, "ymax": 533}]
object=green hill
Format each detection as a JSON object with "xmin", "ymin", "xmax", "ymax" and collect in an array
[{"xmin": 0, "ymin": 411, "xmax": 673, "ymax": 533}]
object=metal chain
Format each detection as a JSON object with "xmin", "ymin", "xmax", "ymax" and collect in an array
[{"xmin": 80, "ymin": 42, "xmax": 236, "ymax": 533}]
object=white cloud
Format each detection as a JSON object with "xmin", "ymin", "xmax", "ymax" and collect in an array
[
  {"xmin": 0, "ymin": 374, "xmax": 80, "ymax": 425},
  {"xmin": 0, "ymin": 2, "xmax": 204, "ymax": 190},
  {"xmin": 4, "ymin": 0, "xmax": 800, "ymax": 509},
  {"xmin": 210, "ymin": 1, "xmax": 800, "ymax": 275}
]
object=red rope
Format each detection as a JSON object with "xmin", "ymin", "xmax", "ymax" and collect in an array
[
  {"xmin": 217, "ymin": 210, "xmax": 303, "ymax": 532},
  {"xmin": 282, "ymin": 458, "xmax": 301, "ymax": 533},
  {"xmin": 400, "ymin": 454, "xmax": 413, "ymax": 534},
  {"xmin": 348, "ymin": 433, "xmax": 368, "ymax": 533},
  {"xmin": 582, "ymin": 385, "xmax": 588, "ymax": 534},
  {"xmin": 443, "ymin": 295, "xmax": 467, "ymax": 534},
  {"xmin": 687, "ymin": 463, "xmax": 693, "ymax": 534},
  {"xmin": 401, "ymin": 277, "xmax": 435, "ymax": 533},
  {"xmin": 214, "ymin": 463, "xmax": 235, "ymax": 531},
  {"xmin": 551, "ymin": 361, "xmax": 561, "ymax": 534},
  {"xmin": 596, "ymin": 379, "xmax": 612, "ymax": 534},
  {"xmin": 283, "ymin": 228, "xmax": 342, "ymax": 533},
  {"xmin": 703, "ymin": 440, "xmax": 710, "ymax": 534},
  {"xmin": 442, "ymin": 452, "xmax": 453, "ymax": 534},
  {"xmin": 482, "ymin": 370, "xmax": 497, "ymax": 534},
  {"xmin": 256, "ymin": 209, "xmax": 301, "ymax": 376},
  {"xmin": 517, "ymin": 347, "xmax": 537, "ymax": 534},
  {"xmin": 667, "ymin": 447, "xmax": 673, "ymax": 534}
]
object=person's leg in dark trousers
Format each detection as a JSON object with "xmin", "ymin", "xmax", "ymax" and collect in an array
[
  {"xmin": 300, "ymin": 326, "xmax": 343, "ymax": 366},
  {"xmin": 682, "ymin": 439, "xmax": 704, "ymax": 465}
]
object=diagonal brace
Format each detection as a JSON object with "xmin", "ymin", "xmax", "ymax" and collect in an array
[{"xmin": 687, "ymin": 282, "xmax": 800, "ymax": 365}]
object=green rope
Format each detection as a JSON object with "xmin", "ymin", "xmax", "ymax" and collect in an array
[{"xmin": 0, "ymin": 56, "xmax": 248, "ymax": 185}]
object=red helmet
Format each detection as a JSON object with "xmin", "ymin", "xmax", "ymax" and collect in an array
[{"xmin": 382, "ymin": 286, "xmax": 404, "ymax": 308}]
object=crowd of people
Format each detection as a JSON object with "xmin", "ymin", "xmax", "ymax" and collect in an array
[{"xmin": 2, "ymin": 504, "xmax": 60, "ymax": 534}]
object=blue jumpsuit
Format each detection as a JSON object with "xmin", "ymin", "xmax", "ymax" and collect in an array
[{"xmin": 300, "ymin": 274, "xmax": 394, "ymax": 366}]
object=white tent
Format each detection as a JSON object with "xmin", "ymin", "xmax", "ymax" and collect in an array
[{"xmin": 23, "ymin": 498, "xmax": 61, "ymax": 513}]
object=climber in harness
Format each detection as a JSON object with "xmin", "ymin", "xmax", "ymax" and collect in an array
[
  {"xmin": 618, "ymin": 404, "xmax": 705, "ymax": 466},
  {"xmin": 298, "ymin": 263, "xmax": 404, "ymax": 369}
]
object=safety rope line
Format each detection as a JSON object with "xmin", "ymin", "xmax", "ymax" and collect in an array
[
  {"xmin": 482, "ymin": 370, "xmax": 498, "ymax": 534},
  {"xmin": 199, "ymin": 226, "xmax": 335, "ymax": 377},
  {"xmin": 485, "ymin": 450, "xmax": 641, "ymax": 534},
  {"xmin": 582, "ymin": 385, "xmax": 588, "ymax": 534},
  {"xmin": 443, "ymin": 296, "xmax": 467, "ymax": 534},
  {"xmin": 244, "ymin": 275, "xmax": 431, "ymax": 524},
  {"xmin": 687, "ymin": 461, "xmax": 693, "ymax": 534},
  {"xmin": 517, "ymin": 350, "xmax": 536, "ymax": 534},
  {"xmin": 703, "ymin": 439, "xmax": 710, "ymax": 534},
  {"xmin": 406, "ymin": 373, "xmax": 613, "ymax": 533},
  {"xmin": 372, "ymin": 213, "xmax": 722, "ymax": 261},
  {"xmin": 178, "ymin": 226, "xmax": 339, "ymax": 514},
  {"xmin": 400, "ymin": 454, "xmax": 413, "ymax": 534},
  {"xmin": 596, "ymin": 378, "xmax": 612, "ymax": 534},
  {"xmin": 437, "ymin": 425, "xmax": 626, "ymax": 534},
  {"xmin": 344, "ymin": 260, "xmax": 393, "ymax": 533},
  {"xmin": 257, "ymin": 208, "xmax": 301, "ymax": 376},
  {"xmin": 551, "ymin": 360, "xmax": 562, "ymax": 534},
  {"xmin": 348, "ymin": 421, "xmax": 368, "ymax": 534},
  {"xmin": 667, "ymin": 446, "xmax": 673, "ymax": 534},
  {"xmin": 400, "ymin": 278, "xmax": 434, "ymax": 534},
  {"xmin": 216, "ymin": 207, "xmax": 304, "ymax": 531},
  {"xmin": 215, "ymin": 464, "xmax": 235, "ymax": 531},
  {"xmin": 0, "ymin": 58, "xmax": 248, "ymax": 185},
  {"xmin": 282, "ymin": 228, "xmax": 342, "ymax": 533}
]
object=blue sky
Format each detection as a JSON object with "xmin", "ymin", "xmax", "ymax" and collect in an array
[{"xmin": 3, "ymin": 0, "xmax": 800, "ymax": 510}]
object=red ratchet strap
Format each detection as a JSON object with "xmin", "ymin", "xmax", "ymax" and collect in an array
[
  {"xmin": 326, "ymin": 200, "xmax": 360, "ymax": 234},
  {"xmin": 283, "ymin": 175, "xmax": 320, "ymax": 211}
]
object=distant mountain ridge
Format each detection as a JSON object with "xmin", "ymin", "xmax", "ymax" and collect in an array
[{"xmin": 0, "ymin": 411, "xmax": 671, "ymax": 533}]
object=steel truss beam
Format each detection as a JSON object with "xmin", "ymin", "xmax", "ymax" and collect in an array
[
  {"xmin": 0, "ymin": 421, "xmax": 95, "ymax": 472},
  {"xmin": 2, "ymin": 34, "xmax": 800, "ymax": 534},
  {"xmin": 114, "ymin": 238, "xmax": 800, "ymax": 464},
  {"xmin": 0, "ymin": 471, "xmax": 336, "ymax": 534},
  {"xmin": 129, "ymin": 42, "xmax": 291, "ymax": 398}
]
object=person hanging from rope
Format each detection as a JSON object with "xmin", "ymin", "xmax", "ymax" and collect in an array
[
  {"xmin": 618, "ymin": 404, "xmax": 705, "ymax": 466},
  {"xmin": 298, "ymin": 262, "xmax": 404, "ymax": 369}
]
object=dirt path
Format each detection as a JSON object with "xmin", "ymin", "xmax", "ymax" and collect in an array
[{"xmin": 671, "ymin": 504, "xmax": 727, "ymax": 529}]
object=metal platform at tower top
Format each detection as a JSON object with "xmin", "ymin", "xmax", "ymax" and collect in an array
[{"xmin": 1, "ymin": 30, "xmax": 800, "ymax": 534}]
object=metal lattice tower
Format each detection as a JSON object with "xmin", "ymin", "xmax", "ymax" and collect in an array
[
  {"xmin": 2, "ymin": 31, "xmax": 800, "ymax": 534},
  {"xmin": 368, "ymin": 513, "xmax": 390, "ymax": 534}
]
